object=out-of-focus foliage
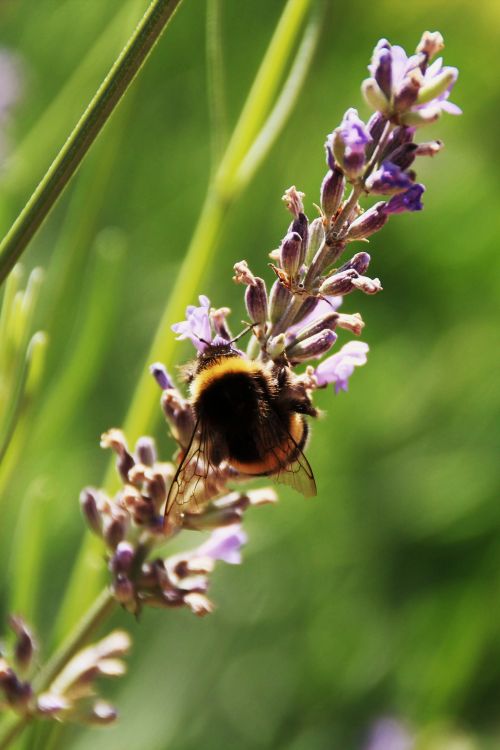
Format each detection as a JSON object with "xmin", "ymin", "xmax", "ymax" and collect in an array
[{"xmin": 0, "ymin": 1, "xmax": 498, "ymax": 748}]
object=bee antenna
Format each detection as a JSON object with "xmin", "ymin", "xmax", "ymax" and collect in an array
[{"xmin": 229, "ymin": 322, "xmax": 256, "ymax": 345}]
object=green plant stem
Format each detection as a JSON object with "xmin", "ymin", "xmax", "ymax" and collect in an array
[
  {"xmin": 0, "ymin": 588, "xmax": 116, "ymax": 750},
  {"xmin": 0, "ymin": 0, "xmax": 184, "ymax": 287}
]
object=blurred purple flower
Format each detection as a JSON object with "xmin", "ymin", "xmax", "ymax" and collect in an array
[
  {"xmin": 0, "ymin": 50, "xmax": 22, "ymax": 121},
  {"xmin": 172, "ymin": 295, "xmax": 212, "ymax": 352},
  {"xmin": 314, "ymin": 340, "xmax": 369, "ymax": 393},
  {"xmin": 0, "ymin": 49, "xmax": 23, "ymax": 165},
  {"xmin": 364, "ymin": 718, "xmax": 414, "ymax": 750},
  {"xmin": 194, "ymin": 525, "xmax": 247, "ymax": 564}
]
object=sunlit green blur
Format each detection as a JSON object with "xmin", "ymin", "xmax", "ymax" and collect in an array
[{"xmin": 0, "ymin": 1, "xmax": 498, "ymax": 748}]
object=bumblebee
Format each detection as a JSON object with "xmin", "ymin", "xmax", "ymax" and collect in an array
[{"xmin": 164, "ymin": 340, "xmax": 317, "ymax": 522}]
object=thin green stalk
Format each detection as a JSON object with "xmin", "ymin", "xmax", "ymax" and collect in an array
[
  {"xmin": 206, "ymin": 0, "xmax": 227, "ymax": 173},
  {"xmin": 55, "ymin": 0, "xmax": 313, "ymax": 643},
  {"xmin": 0, "ymin": 0, "xmax": 184, "ymax": 286},
  {"xmin": 235, "ymin": 0, "xmax": 323, "ymax": 190}
]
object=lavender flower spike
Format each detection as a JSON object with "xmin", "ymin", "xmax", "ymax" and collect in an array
[
  {"xmin": 314, "ymin": 341, "xmax": 369, "ymax": 393},
  {"xmin": 171, "ymin": 295, "xmax": 212, "ymax": 352}
]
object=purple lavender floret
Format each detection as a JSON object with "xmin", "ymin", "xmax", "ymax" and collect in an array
[
  {"xmin": 363, "ymin": 32, "xmax": 460, "ymax": 125},
  {"xmin": 193, "ymin": 525, "xmax": 247, "ymax": 565},
  {"xmin": 314, "ymin": 341, "xmax": 369, "ymax": 394},
  {"xmin": 330, "ymin": 108, "xmax": 372, "ymax": 178},
  {"xmin": 383, "ymin": 183, "xmax": 425, "ymax": 214},
  {"xmin": 171, "ymin": 295, "xmax": 212, "ymax": 352},
  {"xmin": 365, "ymin": 161, "xmax": 414, "ymax": 195}
]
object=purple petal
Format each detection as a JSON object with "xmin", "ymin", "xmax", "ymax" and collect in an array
[
  {"xmin": 195, "ymin": 525, "xmax": 247, "ymax": 565},
  {"xmin": 364, "ymin": 719, "xmax": 414, "ymax": 750},
  {"xmin": 440, "ymin": 100, "xmax": 462, "ymax": 115},
  {"xmin": 315, "ymin": 341, "xmax": 369, "ymax": 393},
  {"xmin": 171, "ymin": 296, "xmax": 212, "ymax": 352},
  {"xmin": 365, "ymin": 161, "xmax": 414, "ymax": 195},
  {"xmin": 383, "ymin": 184, "xmax": 425, "ymax": 214},
  {"xmin": 338, "ymin": 108, "xmax": 372, "ymax": 152}
]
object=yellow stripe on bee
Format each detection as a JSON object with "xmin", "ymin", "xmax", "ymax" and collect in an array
[{"xmin": 190, "ymin": 357, "xmax": 267, "ymax": 401}]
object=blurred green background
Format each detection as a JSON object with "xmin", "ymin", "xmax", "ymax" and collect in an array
[{"xmin": 0, "ymin": 0, "xmax": 499, "ymax": 748}]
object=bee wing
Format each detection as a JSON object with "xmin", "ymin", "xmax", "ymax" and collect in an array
[
  {"xmin": 164, "ymin": 418, "xmax": 216, "ymax": 523},
  {"xmin": 261, "ymin": 413, "xmax": 317, "ymax": 499}
]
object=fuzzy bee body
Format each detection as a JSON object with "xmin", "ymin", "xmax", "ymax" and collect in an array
[{"xmin": 165, "ymin": 343, "xmax": 317, "ymax": 521}]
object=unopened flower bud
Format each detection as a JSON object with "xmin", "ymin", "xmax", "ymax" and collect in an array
[
  {"xmin": 267, "ymin": 334, "xmax": 286, "ymax": 359},
  {"xmin": 393, "ymin": 75, "xmax": 421, "ymax": 113},
  {"xmin": 103, "ymin": 514, "xmax": 128, "ymax": 550},
  {"xmin": 351, "ymin": 275, "xmax": 383, "ymax": 294},
  {"xmin": 339, "ymin": 251, "xmax": 371, "ymax": 275},
  {"xmin": 268, "ymin": 279, "xmax": 291, "ymax": 324},
  {"xmin": 282, "ymin": 185, "xmax": 305, "ymax": 217},
  {"xmin": 399, "ymin": 104, "xmax": 441, "ymax": 128},
  {"xmin": 306, "ymin": 217, "xmax": 325, "ymax": 266},
  {"xmin": 361, "ymin": 77, "xmax": 390, "ymax": 113},
  {"xmin": 1, "ymin": 671, "xmax": 33, "ymax": 711},
  {"xmin": 288, "ymin": 211, "xmax": 308, "ymax": 268},
  {"xmin": 280, "ymin": 231, "xmax": 302, "ymax": 278},
  {"xmin": 112, "ymin": 574, "xmax": 135, "ymax": 605},
  {"xmin": 331, "ymin": 108, "xmax": 371, "ymax": 180},
  {"xmin": 245, "ymin": 277, "xmax": 268, "ymax": 325},
  {"xmin": 9, "ymin": 616, "xmax": 36, "ymax": 671},
  {"xmin": 101, "ymin": 429, "xmax": 135, "ymax": 483},
  {"xmin": 110, "ymin": 541, "xmax": 135, "ymax": 574},
  {"xmin": 183, "ymin": 592, "xmax": 214, "ymax": 617},
  {"xmin": 233, "ymin": 260, "xmax": 256, "ymax": 286},
  {"xmin": 161, "ymin": 390, "xmax": 195, "ymax": 449},
  {"xmin": 211, "ymin": 307, "xmax": 232, "ymax": 340},
  {"xmin": 372, "ymin": 43, "xmax": 392, "ymax": 99},
  {"xmin": 80, "ymin": 488, "xmax": 103, "ymax": 536},
  {"xmin": 336, "ymin": 312, "xmax": 365, "ymax": 335},
  {"xmin": 347, "ymin": 203, "xmax": 388, "ymax": 240},
  {"xmin": 319, "ymin": 269, "xmax": 358, "ymax": 296},
  {"xmin": 135, "ymin": 436, "xmax": 156, "ymax": 466},
  {"xmin": 385, "ymin": 142, "xmax": 418, "ymax": 170},
  {"xmin": 293, "ymin": 296, "xmax": 319, "ymax": 324},
  {"xmin": 321, "ymin": 167, "xmax": 345, "ymax": 219},
  {"xmin": 287, "ymin": 329, "xmax": 337, "ymax": 362},
  {"xmin": 87, "ymin": 701, "xmax": 118, "ymax": 725},
  {"xmin": 415, "ymin": 139, "xmax": 443, "ymax": 157},
  {"xmin": 367, "ymin": 112, "xmax": 387, "ymax": 140},
  {"xmin": 416, "ymin": 30, "xmax": 444, "ymax": 60},
  {"xmin": 416, "ymin": 68, "xmax": 457, "ymax": 105},
  {"xmin": 183, "ymin": 507, "xmax": 243, "ymax": 530},
  {"xmin": 149, "ymin": 363, "xmax": 174, "ymax": 390},
  {"xmin": 290, "ymin": 312, "xmax": 339, "ymax": 344}
]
